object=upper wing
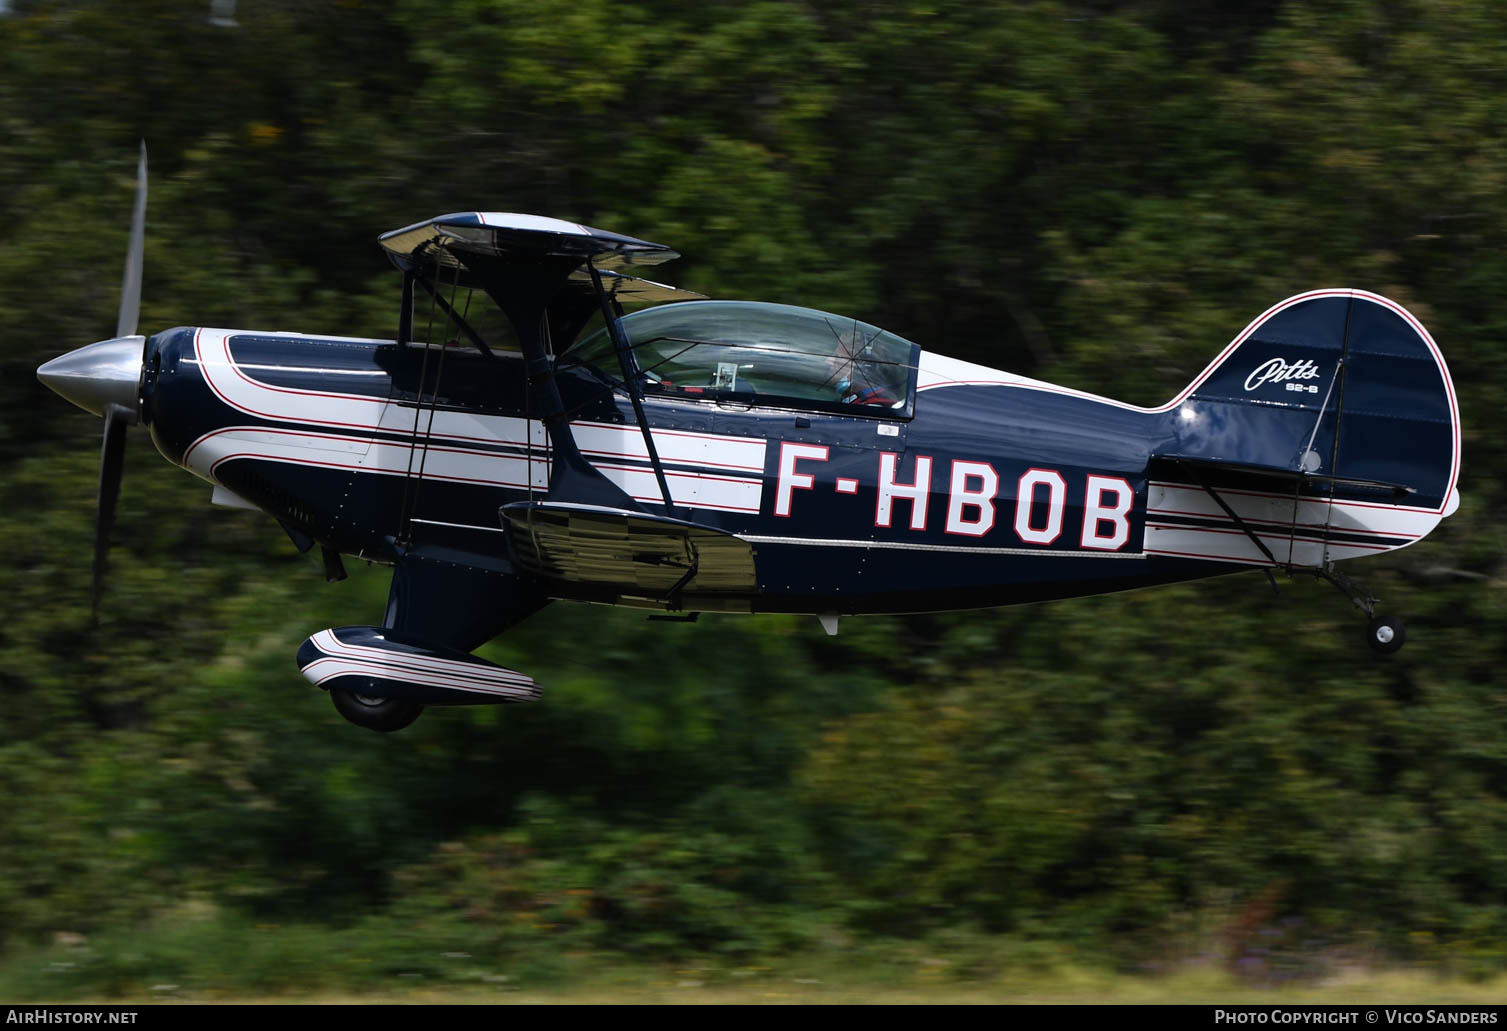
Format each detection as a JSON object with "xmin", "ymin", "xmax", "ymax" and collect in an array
[{"xmin": 379, "ymin": 211, "xmax": 679, "ymax": 277}]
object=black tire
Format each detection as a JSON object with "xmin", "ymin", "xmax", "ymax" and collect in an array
[
  {"xmin": 1365, "ymin": 614, "xmax": 1406, "ymax": 655},
  {"xmin": 330, "ymin": 688, "xmax": 423, "ymax": 732}
]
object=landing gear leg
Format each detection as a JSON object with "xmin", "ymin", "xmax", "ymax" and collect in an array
[{"xmin": 1313, "ymin": 563, "xmax": 1406, "ymax": 654}]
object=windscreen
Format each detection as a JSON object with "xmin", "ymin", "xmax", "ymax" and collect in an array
[{"xmin": 567, "ymin": 300, "xmax": 916, "ymax": 414}]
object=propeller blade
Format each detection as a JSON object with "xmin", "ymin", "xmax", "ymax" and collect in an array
[
  {"xmin": 116, "ymin": 142, "xmax": 147, "ymax": 340},
  {"xmin": 92, "ymin": 403, "xmax": 131, "ymax": 618}
]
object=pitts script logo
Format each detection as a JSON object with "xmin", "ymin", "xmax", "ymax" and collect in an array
[{"xmin": 1245, "ymin": 357, "xmax": 1322, "ymax": 394}]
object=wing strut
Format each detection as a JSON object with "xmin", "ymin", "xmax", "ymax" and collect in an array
[
  {"xmin": 584, "ymin": 257, "xmax": 684, "ymax": 520},
  {"xmin": 460, "ymin": 250, "xmax": 645, "ymax": 513}
]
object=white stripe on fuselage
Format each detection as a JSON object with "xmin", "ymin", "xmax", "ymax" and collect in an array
[
  {"xmin": 185, "ymin": 329, "xmax": 767, "ymax": 512},
  {"xmin": 1142, "ymin": 480, "xmax": 1439, "ymax": 567},
  {"xmin": 185, "ymin": 423, "xmax": 765, "ymax": 513}
]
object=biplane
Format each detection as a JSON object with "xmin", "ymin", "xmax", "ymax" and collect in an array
[{"xmin": 38, "ymin": 148, "xmax": 1461, "ymax": 731}]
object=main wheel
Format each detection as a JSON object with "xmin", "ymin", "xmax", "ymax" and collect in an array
[
  {"xmin": 1365, "ymin": 614, "xmax": 1406, "ymax": 655},
  {"xmin": 330, "ymin": 688, "xmax": 424, "ymax": 732}
]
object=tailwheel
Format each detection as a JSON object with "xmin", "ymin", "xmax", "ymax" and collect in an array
[
  {"xmin": 1365, "ymin": 614, "xmax": 1406, "ymax": 655},
  {"xmin": 330, "ymin": 688, "xmax": 424, "ymax": 733},
  {"xmin": 1314, "ymin": 564, "xmax": 1407, "ymax": 655}
]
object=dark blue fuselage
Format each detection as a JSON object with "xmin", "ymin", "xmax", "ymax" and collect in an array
[
  {"xmin": 140, "ymin": 290, "xmax": 1458, "ymax": 617},
  {"xmin": 139, "ymin": 326, "xmax": 1261, "ymax": 615}
]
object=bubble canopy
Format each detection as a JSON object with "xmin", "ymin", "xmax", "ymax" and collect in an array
[{"xmin": 567, "ymin": 300, "xmax": 919, "ymax": 417}]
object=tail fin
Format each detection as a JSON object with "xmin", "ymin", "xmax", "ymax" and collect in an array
[{"xmin": 1147, "ymin": 290, "xmax": 1460, "ymax": 568}]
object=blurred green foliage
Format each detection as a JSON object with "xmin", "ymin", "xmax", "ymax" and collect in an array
[{"xmin": 3, "ymin": 0, "xmax": 1507, "ymax": 994}]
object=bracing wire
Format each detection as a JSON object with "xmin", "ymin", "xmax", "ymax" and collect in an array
[
  {"xmin": 405, "ymin": 260, "xmax": 464, "ymax": 535},
  {"xmin": 396, "ymin": 251, "xmax": 446, "ymax": 543}
]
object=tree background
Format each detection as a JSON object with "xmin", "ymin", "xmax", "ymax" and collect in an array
[{"xmin": 3, "ymin": 0, "xmax": 1507, "ymax": 993}]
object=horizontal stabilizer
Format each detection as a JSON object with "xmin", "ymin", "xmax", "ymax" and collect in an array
[
  {"xmin": 1144, "ymin": 455, "xmax": 1441, "ymax": 570},
  {"xmin": 1150, "ymin": 455, "xmax": 1417, "ymax": 497},
  {"xmin": 297, "ymin": 626, "xmax": 541, "ymax": 706},
  {"xmin": 502, "ymin": 501, "xmax": 757, "ymax": 596}
]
